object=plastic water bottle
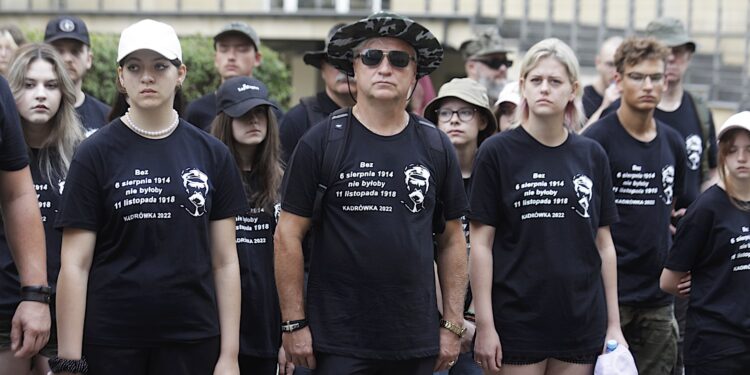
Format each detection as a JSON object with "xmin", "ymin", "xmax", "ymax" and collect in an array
[{"xmin": 605, "ymin": 339, "xmax": 618, "ymax": 353}]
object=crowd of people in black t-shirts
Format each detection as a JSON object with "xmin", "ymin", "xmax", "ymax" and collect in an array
[{"xmin": 0, "ymin": 10, "xmax": 747, "ymax": 375}]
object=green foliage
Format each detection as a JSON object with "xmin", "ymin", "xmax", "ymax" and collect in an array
[{"xmin": 78, "ymin": 32, "xmax": 291, "ymax": 109}]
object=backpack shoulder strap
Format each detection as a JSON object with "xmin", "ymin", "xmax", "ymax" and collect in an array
[
  {"xmin": 300, "ymin": 95, "xmax": 327, "ymax": 130},
  {"xmin": 312, "ymin": 107, "xmax": 351, "ymax": 224},
  {"xmin": 685, "ymin": 91, "xmax": 713, "ymax": 179},
  {"xmin": 413, "ymin": 115, "xmax": 449, "ymax": 233}
]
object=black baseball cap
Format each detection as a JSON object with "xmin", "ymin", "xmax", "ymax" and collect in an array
[
  {"xmin": 44, "ymin": 16, "xmax": 90, "ymax": 46},
  {"xmin": 216, "ymin": 76, "xmax": 277, "ymax": 118}
]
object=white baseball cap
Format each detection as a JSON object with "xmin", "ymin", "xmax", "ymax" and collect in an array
[
  {"xmin": 494, "ymin": 81, "xmax": 521, "ymax": 107},
  {"xmin": 117, "ymin": 19, "xmax": 182, "ymax": 63},
  {"xmin": 718, "ymin": 111, "xmax": 750, "ymax": 141}
]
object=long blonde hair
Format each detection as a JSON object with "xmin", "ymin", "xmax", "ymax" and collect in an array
[
  {"xmin": 518, "ymin": 38, "xmax": 583, "ymax": 131},
  {"xmin": 7, "ymin": 43, "xmax": 84, "ymax": 183}
]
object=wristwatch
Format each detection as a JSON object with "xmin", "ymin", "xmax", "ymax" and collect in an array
[{"xmin": 440, "ymin": 319, "xmax": 466, "ymax": 338}]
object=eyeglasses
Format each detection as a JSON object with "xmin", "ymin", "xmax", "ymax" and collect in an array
[
  {"xmin": 626, "ymin": 72, "xmax": 664, "ymax": 84},
  {"xmin": 436, "ymin": 108, "xmax": 477, "ymax": 122},
  {"xmin": 354, "ymin": 49, "xmax": 416, "ymax": 68},
  {"xmin": 475, "ymin": 58, "xmax": 513, "ymax": 69}
]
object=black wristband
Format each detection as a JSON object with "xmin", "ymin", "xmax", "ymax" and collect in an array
[
  {"xmin": 49, "ymin": 355, "xmax": 88, "ymax": 374},
  {"xmin": 20, "ymin": 285, "xmax": 51, "ymax": 304},
  {"xmin": 281, "ymin": 318, "xmax": 309, "ymax": 333}
]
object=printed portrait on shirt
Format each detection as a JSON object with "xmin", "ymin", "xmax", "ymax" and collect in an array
[
  {"xmin": 572, "ymin": 174, "xmax": 593, "ymax": 218},
  {"xmin": 402, "ymin": 163, "xmax": 430, "ymax": 214},
  {"xmin": 181, "ymin": 168, "xmax": 210, "ymax": 217},
  {"xmin": 661, "ymin": 165, "xmax": 675, "ymax": 205},
  {"xmin": 58, "ymin": 179, "xmax": 65, "ymax": 195},
  {"xmin": 685, "ymin": 134, "xmax": 702, "ymax": 171}
]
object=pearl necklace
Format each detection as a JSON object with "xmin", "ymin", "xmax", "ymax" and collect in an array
[{"xmin": 124, "ymin": 109, "xmax": 179, "ymax": 138}]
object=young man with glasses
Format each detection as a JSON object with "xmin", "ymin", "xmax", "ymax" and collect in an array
[
  {"xmin": 461, "ymin": 28, "xmax": 513, "ymax": 104},
  {"xmin": 584, "ymin": 37, "xmax": 687, "ymax": 375},
  {"xmin": 275, "ymin": 12, "xmax": 469, "ymax": 375}
]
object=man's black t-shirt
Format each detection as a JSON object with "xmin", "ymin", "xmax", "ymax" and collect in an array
[
  {"xmin": 582, "ymin": 85, "xmax": 604, "ymax": 119},
  {"xmin": 585, "ymin": 113, "xmax": 687, "ymax": 306},
  {"xmin": 77, "ymin": 93, "xmax": 111, "ymax": 136},
  {"xmin": 56, "ymin": 119, "xmax": 248, "ymax": 346},
  {"xmin": 0, "ymin": 151, "xmax": 64, "ymax": 316},
  {"xmin": 600, "ymin": 94, "xmax": 717, "ymax": 209},
  {"xmin": 282, "ymin": 115, "xmax": 467, "ymax": 359},
  {"xmin": 664, "ymin": 185, "xmax": 750, "ymax": 365},
  {"xmin": 0, "ymin": 76, "xmax": 28, "ymax": 172},
  {"xmin": 237, "ymin": 172, "xmax": 281, "ymax": 358},
  {"xmin": 469, "ymin": 126, "xmax": 618, "ymax": 356},
  {"xmin": 280, "ymin": 91, "xmax": 341, "ymax": 163}
]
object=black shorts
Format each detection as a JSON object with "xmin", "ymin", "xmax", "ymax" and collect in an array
[
  {"xmin": 502, "ymin": 350, "xmax": 599, "ymax": 366},
  {"xmin": 84, "ymin": 336, "xmax": 220, "ymax": 375}
]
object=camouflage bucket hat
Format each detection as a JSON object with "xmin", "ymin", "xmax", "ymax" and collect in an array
[
  {"xmin": 423, "ymin": 78, "xmax": 498, "ymax": 144},
  {"xmin": 326, "ymin": 11, "xmax": 443, "ymax": 79},
  {"xmin": 460, "ymin": 28, "xmax": 510, "ymax": 60},
  {"xmin": 645, "ymin": 17, "xmax": 696, "ymax": 52}
]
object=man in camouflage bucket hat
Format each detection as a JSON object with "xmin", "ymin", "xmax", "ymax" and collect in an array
[
  {"xmin": 460, "ymin": 28, "xmax": 513, "ymax": 103},
  {"xmin": 276, "ymin": 11, "xmax": 468, "ymax": 375}
]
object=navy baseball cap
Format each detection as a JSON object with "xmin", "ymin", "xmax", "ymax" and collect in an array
[
  {"xmin": 216, "ymin": 76, "xmax": 277, "ymax": 118},
  {"xmin": 44, "ymin": 16, "xmax": 90, "ymax": 46}
]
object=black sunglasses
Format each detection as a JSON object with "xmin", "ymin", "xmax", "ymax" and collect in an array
[
  {"xmin": 476, "ymin": 58, "xmax": 513, "ymax": 70},
  {"xmin": 355, "ymin": 49, "xmax": 416, "ymax": 68}
]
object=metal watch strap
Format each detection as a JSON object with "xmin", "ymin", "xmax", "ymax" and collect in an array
[{"xmin": 440, "ymin": 319, "xmax": 466, "ymax": 338}]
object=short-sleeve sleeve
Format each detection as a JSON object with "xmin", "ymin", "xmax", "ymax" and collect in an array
[
  {"xmin": 56, "ymin": 145, "xmax": 103, "ymax": 231},
  {"xmin": 468, "ymin": 143, "xmax": 503, "ymax": 227},
  {"xmin": 209, "ymin": 148, "xmax": 249, "ymax": 220},
  {"xmin": 280, "ymin": 132, "xmax": 322, "ymax": 218},
  {"xmin": 0, "ymin": 77, "xmax": 29, "ymax": 171},
  {"xmin": 665, "ymin": 202, "xmax": 713, "ymax": 272}
]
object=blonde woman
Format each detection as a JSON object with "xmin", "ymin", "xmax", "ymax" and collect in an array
[
  {"xmin": 469, "ymin": 38, "xmax": 625, "ymax": 375},
  {"xmin": 52, "ymin": 20, "xmax": 246, "ymax": 375},
  {"xmin": 0, "ymin": 43, "xmax": 83, "ymax": 375}
]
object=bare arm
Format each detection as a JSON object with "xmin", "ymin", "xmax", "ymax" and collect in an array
[
  {"xmin": 433, "ymin": 219, "xmax": 469, "ymax": 371},
  {"xmin": 55, "ymin": 228, "xmax": 96, "ymax": 360},
  {"xmin": 595, "ymin": 226, "xmax": 627, "ymax": 348},
  {"xmin": 660, "ymin": 268, "xmax": 691, "ymax": 298},
  {"xmin": 0, "ymin": 167, "xmax": 50, "ymax": 358},
  {"xmin": 469, "ymin": 221, "xmax": 502, "ymax": 373},
  {"xmin": 274, "ymin": 210, "xmax": 314, "ymax": 369},
  {"xmin": 210, "ymin": 217, "xmax": 241, "ymax": 374}
]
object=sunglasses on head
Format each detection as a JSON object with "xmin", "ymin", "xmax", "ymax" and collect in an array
[
  {"xmin": 476, "ymin": 58, "xmax": 513, "ymax": 70},
  {"xmin": 355, "ymin": 49, "xmax": 416, "ymax": 68}
]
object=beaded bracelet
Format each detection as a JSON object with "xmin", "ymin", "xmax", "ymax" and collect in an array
[{"xmin": 48, "ymin": 356, "xmax": 88, "ymax": 374}]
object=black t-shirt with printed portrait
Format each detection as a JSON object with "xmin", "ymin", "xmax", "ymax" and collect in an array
[
  {"xmin": 468, "ymin": 126, "xmax": 618, "ymax": 356},
  {"xmin": 76, "ymin": 93, "xmax": 111, "ymax": 136},
  {"xmin": 55, "ymin": 119, "xmax": 248, "ymax": 346},
  {"xmin": 600, "ymin": 94, "xmax": 717, "ymax": 209},
  {"xmin": 281, "ymin": 115, "xmax": 468, "ymax": 360},
  {"xmin": 236, "ymin": 172, "xmax": 281, "ymax": 358},
  {"xmin": 0, "ymin": 150, "xmax": 64, "ymax": 317},
  {"xmin": 584, "ymin": 113, "xmax": 687, "ymax": 306},
  {"xmin": 654, "ymin": 95, "xmax": 718, "ymax": 209},
  {"xmin": 664, "ymin": 185, "xmax": 750, "ymax": 365}
]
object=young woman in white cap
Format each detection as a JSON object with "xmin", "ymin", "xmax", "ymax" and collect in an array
[
  {"xmin": 661, "ymin": 111, "xmax": 750, "ymax": 374},
  {"xmin": 51, "ymin": 19, "xmax": 247, "ymax": 375},
  {"xmin": 423, "ymin": 77, "xmax": 496, "ymax": 375},
  {"xmin": 0, "ymin": 43, "xmax": 84, "ymax": 375},
  {"xmin": 210, "ymin": 76, "xmax": 288, "ymax": 375},
  {"xmin": 469, "ymin": 38, "xmax": 626, "ymax": 375}
]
